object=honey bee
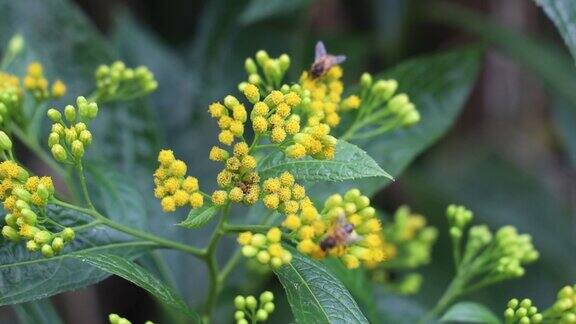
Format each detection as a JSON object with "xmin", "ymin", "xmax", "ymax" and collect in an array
[
  {"xmin": 309, "ymin": 41, "xmax": 346, "ymax": 79},
  {"xmin": 320, "ymin": 214, "xmax": 360, "ymax": 251}
]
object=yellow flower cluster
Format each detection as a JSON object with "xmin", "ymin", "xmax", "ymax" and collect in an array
[
  {"xmin": 46, "ymin": 96, "xmax": 98, "ymax": 163},
  {"xmin": 210, "ymin": 142, "xmax": 260, "ymax": 206},
  {"xmin": 0, "ymin": 160, "xmax": 74, "ymax": 257},
  {"xmin": 300, "ymin": 66, "xmax": 345, "ymax": 128},
  {"xmin": 209, "ymin": 96, "xmax": 247, "ymax": 146},
  {"xmin": 95, "ymin": 61, "xmax": 157, "ymax": 102},
  {"xmin": 291, "ymin": 188, "xmax": 387, "ymax": 269},
  {"xmin": 23, "ymin": 62, "xmax": 66, "ymax": 100},
  {"xmin": 153, "ymin": 150, "xmax": 203, "ymax": 212},
  {"xmin": 237, "ymin": 227, "xmax": 292, "ymax": 269},
  {"xmin": 285, "ymin": 122, "xmax": 337, "ymax": 160}
]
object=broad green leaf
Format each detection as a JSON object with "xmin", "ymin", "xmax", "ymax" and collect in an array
[
  {"xmin": 178, "ymin": 205, "xmax": 220, "ymax": 229},
  {"xmin": 274, "ymin": 249, "xmax": 369, "ymax": 324},
  {"xmin": 0, "ymin": 205, "xmax": 154, "ymax": 305},
  {"xmin": 73, "ymin": 253, "xmax": 201, "ymax": 323},
  {"xmin": 308, "ymin": 48, "xmax": 481, "ymax": 201},
  {"xmin": 533, "ymin": 0, "xmax": 576, "ymax": 64},
  {"xmin": 239, "ymin": 0, "xmax": 310, "ymax": 25},
  {"xmin": 13, "ymin": 299, "xmax": 63, "ymax": 324},
  {"xmin": 258, "ymin": 140, "xmax": 392, "ymax": 182},
  {"xmin": 440, "ymin": 302, "xmax": 501, "ymax": 324}
]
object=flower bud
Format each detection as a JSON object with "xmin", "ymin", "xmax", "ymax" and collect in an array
[
  {"xmin": 34, "ymin": 230, "xmax": 52, "ymax": 244},
  {"xmin": 26, "ymin": 240, "xmax": 38, "ymax": 251},
  {"xmin": 71, "ymin": 140, "xmax": 84, "ymax": 159},
  {"xmin": 47, "ymin": 108, "xmax": 62, "ymax": 122},
  {"xmin": 255, "ymin": 50, "xmax": 269, "ymax": 66},
  {"xmin": 248, "ymin": 73, "xmax": 261, "ymax": 85},
  {"xmin": 2, "ymin": 225, "xmax": 20, "ymax": 241},
  {"xmin": 79, "ymin": 130, "xmax": 92, "ymax": 145},
  {"xmin": 245, "ymin": 58, "xmax": 257, "ymax": 74},
  {"xmin": 234, "ymin": 295, "xmax": 246, "ymax": 310},
  {"xmin": 279, "ymin": 54, "xmax": 290, "ymax": 72},
  {"xmin": 0, "ymin": 131, "xmax": 12, "ymax": 151},
  {"xmin": 51, "ymin": 144, "xmax": 67, "ymax": 162},
  {"xmin": 21, "ymin": 208, "xmax": 37, "ymax": 224},
  {"xmin": 48, "ymin": 132, "xmax": 60, "ymax": 147},
  {"xmin": 256, "ymin": 309, "xmax": 268, "ymax": 321},
  {"xmin": 4, "ymin": 214, "xmax": 16, "ymax": 227},
  {"xmin": 360, "ymin": 73, "xmax": 372, "ymax": 88},
  {"xmin": 41, "ymin": 244, "xmax": 54, "ymax": 257},
  {"xmin": 64, "ymin": 105, "xmax": 76, "ymax": 122},
  {"xmin": 52, "ymin": 237, "xmax": 64, "ymax": 252},
  {"xmin": 263, "ymin": 302, "xmax": 275, "ymax": 313},
  {"xmin": 7, "ymin": 34, "xmax": 24, "ymax": 56},
  {"xmin": 241, "ymin": 245, "xmax": 258, "ymax": 258},
  {"xmin": 245, "ymin": 296, "xmax": 257, "ymax": 310},
  {"xmin": 260, "ymin": 291, "xmax": 274, "ymax": 303},
  {"xmin": 234, "ymin": 310, "xmax": 245, "ymax": 320},
  {"xmin": 62, "ymin": 227, "xmax": 75, "ymax": 242}
]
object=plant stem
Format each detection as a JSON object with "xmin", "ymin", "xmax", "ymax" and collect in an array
[
  {"xmin": 419, "ymin": 276, "xmax": 464, "ymax": 323},
  {"xmin": 52, "ymin": 199, "xmax": 205, "ymax": 257},
  {"xmin": 202, "ymin": 204, "xmax": 231, "ymax": 323},
  {"xmin": 77, "ymin": 163, "xmax": 94, "ymax": 209},
  {"xmin": 223, "ymin": 224, "xmax": 272, "ymax": 233}
]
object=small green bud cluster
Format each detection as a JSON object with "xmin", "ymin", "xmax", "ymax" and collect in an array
[
  {"xmin": 95, "ymin": 61, "xmax": 158, "ymax": 103},
  {"xmin": 22, "ymin": 227, "xmax": 75, "ymax": 258},
  {"xmin": 6, "ymin": 34, "xmax": 25, "ymax": 57},
  {"xmin": 545, "ymin": 285, "xmax": 576, "ymax": 323},
  {"xmin": 243, "ymin": 51, "xmax": 291, "ymax": 89},
  {"xmin": 446, "ymin": 204, "xmax": 473, "ymax": 240},
  {"xmin": 504, "ymin": 298, "xmax": 542, "ymax": 324},
  {"xmin": 383, "ymin": 205, "xmax": 438, "ymax": 269},
  {"xmin": 491, "ymin": 226, "xmax": 539, "ymax": 278},
  {"xmin": 108, "ymin": 313, "xmax": 155, "ymax": 324},
  {"xmin": 47, "ymin": 96, "xmax": 97, "ymax": 163},
  {"xmin": 233, "ymin": 291, "xmax": 275, "ymax": 324}
]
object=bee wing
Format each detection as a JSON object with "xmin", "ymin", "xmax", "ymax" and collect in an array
[
  {"xmin": 333, "ymin": 55, "xmax": 346, "ymax": 64},
  {"xmin": 315, "ymin": 41, "xmax": 327, "ymax": 60}
]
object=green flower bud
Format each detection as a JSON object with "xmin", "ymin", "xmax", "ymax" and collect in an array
[
  {"xmin": 250, "ymin": 233, "xmax": 266, "ymax": 248},
  {"xmin": 245, "ymin": 58, "xmax": 257, "ymax": 75},
  {"xmin": 356, "ymin": 196, "xmax": 370, "ymax": 209},
  {"xmin": 51, "ymin": 144, "xmax": 67, "ymax": 162},
  {"xmin": 65, "ymin": 128, "xmax": 77, "ymax": 144},
  {"xmin": 5, "ymin": 214, "xmax": 16, "ymax": 227},
  {"xmin": 26, "ymin": 240, "xmax": 39, "ymax": 251},
  {"xmin": 234, "ymin": 310, "xmax": 245, "ymax": 320},
  {"xmin": 41, "ymin": 244, "xmax": 54, "ymax": 257},
  {"xmin": 256, "ymin": 309, "xmax": 268, "ymax": 321},
  {"xmin": 16, "ymin": 199, "xmax": 30, "ymax": 210},
  {"xmin": 64, "ymin": 105, "xmax": 76, "ymax": 122},
  {"xmin": 360, "ymin": 73, "xmax": 372, "ymax": 88},
  {"xmin": 245, "ymin": 295, "xmax": 257, "ymax": 310},
  {"xmin": 48, "ymin": 132, "xmax": 60, "ymax": 148},
  {"xmin": 241, "ymin": 245, "xmax": 258, "ymax": 258},
  {"xmin": 52, "ymin": 123, "xmax": 65, "ymax": 135},
  {"xmin": 270, "ymin": 257, "xmax": 283, "ymax": 269},
  {"xmin": 504, "ymin": 308, "xmax": 515, "ymax": 320},
  {"xmin": 47, "ymin": 108, "xmax": 62, "ymax": 122},
  {"xmin": 449, "ymin": 227, "xmax": 462, "ymax": 239},
  {"xmin": 79, "ymin": 130, "xmax": 92, "ymax": 145},
  {"xmin": 224, "ymin": 95, "xmax": 240, "ymax": 109},
  {"xmin": 256, "ymin": 250, "xmax": 270, "ymax": 264},
  {"xmin": 255, "ymin": 50, "xmax": 269, "ymax": 67},
  {"xmin": 234, "ymin": 295, "xmax": 246, "ymax": 310},
  {"xmin": 34, "ymin": 230, "xmax": 52, "ymax": 244},
  {"xmin": 7, "ymin": 34, "xmax": 24, "ymax": 56},
  {"xmin": 237, "ymin": 319, "xmax": 248, "ymax": 324},
  {"xmin": 248, "ymin": 73, "xmax": 261, "ymax": 85},
  {"xmin": 21, "ymin": 208, "xmax": 37, "ymax": 224},
  {"xmin": 71, "ymin": 140, "xmax": 84, "ymax": 159},
  {"xmin": 263, "ymin": 302, "xmax": 275, "ymax": 313},
  {"xmin": 2, "ymin": 225, "xmax": 20, "ymax": 241},
  {"xmin": 344, "ymin": 188, "xmax": 361, "ymax": 202},
  {"xmin": 279, "ymin": 54, "xmax": 290, "ymax": 72},
  {"xmin": 260, "ymin": 291, "xmax": 274, "ymax": 303},
  {"xmin": 14, "ymin": 187, "xmax": 31, "ymax": 201},
  {"xmin": 52, "ymin": 237, "xmax": 64, "ymax": 252},
  {"xmin": 61, "ymin": 227, "xmax": 75, "ymax": 242},
  {"xmin": 0, "ymin": 131, "xmax": 12, "ymax": 151},
  {"xmin": 109, "ymin": 314, "xmax": 121, "ymax": 324}
]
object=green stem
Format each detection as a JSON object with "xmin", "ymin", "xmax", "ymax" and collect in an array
[
  {"xmin": 77, "ymin": 163, "xmax": 94, "ymax": 209},
  {"xmin": 52, "ymin": 199, "xmax": 205, "ymax": 257},
  {"xmin": 419, "ymin": 276, "xmax": 464, "ymax": 323},
  {"xmin": 202, "ymin": 204, "xmax": 231, "ymax": 323},
  {"xmin": 223, "ymin": 224, "xmax": 272, "ymax": 233}
]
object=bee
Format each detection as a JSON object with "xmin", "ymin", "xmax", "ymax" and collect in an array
[
  {"xmin": 320, "ymin": 214, "xmax": 360, "ymax": 251},
  {"xmin": 309, "ymin": 41, "xmax": 346, "ymax": 79}
]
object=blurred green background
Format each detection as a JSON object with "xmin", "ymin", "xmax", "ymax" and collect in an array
[{"xmin": 0, "ymin": 0, "xmax": 575, "ymax": 323}]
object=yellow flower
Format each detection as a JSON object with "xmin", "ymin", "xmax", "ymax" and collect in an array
[
  {"xmin": 161, "ymin": 196, "xmax": 176, "ymax": 212},
  {"xmin": 189, "ymin": 192, "xmax": 204, "ymax": 209},
  {"xmin": 238, "ymin": 232, "xmax": 253, "ymax": 245},
  {"xmin": 158, "ymin": 150, "xmax": 175, "ymax": 166},
  {"xmin": 266, "ymin": 227, "xmax": 282, "ymax": 243},
  {"xmin": 51, "ymin": 80, "xmax": 67, "ymax": 98},
  {"xmin": 212, "ymin": 190, "xmax": 228, "ymax": 205}
]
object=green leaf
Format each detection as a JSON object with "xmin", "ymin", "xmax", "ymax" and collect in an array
[
  {"xmin": 0, "ymin": 205, "xmax": 154, "ymax": 305},
  {"xmin": 239, "ymin": 0, "xmax": 310, "ymax": 25},
  {"xmin": 440, "ymin": 302, "xmax": 501, "ymax": 324},
  {"xmin": 258, "ymin": 140, "xmax": 392, "ymax": 182},
  {"xmin": 178, "ymin": 205, "xmax": 220, "ymax": 229},
  {"xmin": 274, "ymin": 249, "xmax": 369, "ymax": 324},
  {"xmin": 13, "ymin": 299, "xmax": 63, "ymax": 324},
  {"xmin": 73, "ymin": 253, "xmax": 200, "ymax": 323},
  {"xmin": 533, "ymin": 0, "xmax": 576, "ymax": 64},
  {"xmin": 551, "ymin": 96, "xmax": 576, "ymax": 167}
]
